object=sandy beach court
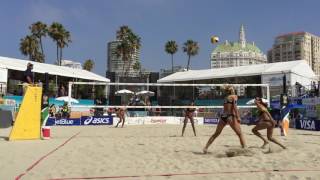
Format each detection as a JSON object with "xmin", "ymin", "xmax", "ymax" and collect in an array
[{"xmin": 1, "ymin": 125, "xmax": 320, "ymax": 180}]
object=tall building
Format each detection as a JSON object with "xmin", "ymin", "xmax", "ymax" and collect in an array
[
  {"xmin": 211, "ymin": 25, "xmax": 267, "ymax": 69},
  {"xmin": 160, "ymin": 66, "xmax": 185, "ymax": 78},
  {"xmin": 268, "ymin": 32, "xmax": 320, "ymax": 75},
  {"xmin": 107, "ymin": 40, "xmax": 140, "ymax": 77},
  {"xmin": 61, "ymin": 59, "xmax": 82, "ymax": 69}
]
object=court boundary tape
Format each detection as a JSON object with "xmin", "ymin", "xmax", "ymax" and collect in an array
[
  {"xmin": 15, "ymin": 131, "xmax": 81, "ymax": 180},
  {"xmin": 48, "ymin": 169, "xmax": 320, "ymax": 180}
]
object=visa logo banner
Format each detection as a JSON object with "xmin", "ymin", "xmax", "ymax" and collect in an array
[
  {"xmin": 295, "ymin": 118, "xmax": 320, "ymax": 131},
  {"xmin": 80, "ymin": 116, "xmax": 113, "ymax": 125}
]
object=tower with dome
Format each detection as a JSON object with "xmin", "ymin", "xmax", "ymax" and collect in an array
[{"xmin": 211, "ymin": 25, "xmax": 267, "ymax": 69}]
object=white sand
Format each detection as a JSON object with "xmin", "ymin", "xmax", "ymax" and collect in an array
[{"xmin": 1, "ymin": 125, "xmax": 320, "ymax": 180}]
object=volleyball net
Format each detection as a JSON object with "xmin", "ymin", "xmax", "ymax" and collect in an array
[{"xmin": 66, "ymin": 82, "xmax": 269, "ymax": 124}]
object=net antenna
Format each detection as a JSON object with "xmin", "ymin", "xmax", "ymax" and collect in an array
[{"xmin": 68, "ymin": 82, "xmax": 270, "ymax": 109}]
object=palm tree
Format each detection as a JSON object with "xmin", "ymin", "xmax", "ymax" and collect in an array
[
  {"xmin": 29, "ymin": 21, "xmax": 47, "ymax": 61},
  {"xmin": 165, "ymin": 40, "xmax": 178, "ymax": 73},
  {"xmin": 48, "ymin": 22, "xmax": 62, "ymax": 65},
  {"xmin": 183, "ymin": 40, "xmax": 199, "ymax": 71},
  {"xmin": 19, "ymin": 35, "xmax": 39, "ymax": 61},
  {"xmin": 133, "ymin": 61, "xmax": 141, "ymax": 75},
  {"xmin": 33, "ymin": 51, "xmax": 45, "ymax": 63},
  {"xmin": 48, "ymin": 22, "xmax": 71, "ymax": 65},
  {"xmin": 57, "ymin": 30, "xmax": 71, "ymax": 65},
  {"xmin": 83, "ymin": 59, "xmax": 95, "ymax": 71},
  {"xmin": 115, "ymin": 25, "xmax": 141, "ymax": 76}
]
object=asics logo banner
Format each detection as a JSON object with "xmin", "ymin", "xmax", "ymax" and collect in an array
[{"xmin": 81, "ymin": 116, "xmax": 113, "ymax": 125}]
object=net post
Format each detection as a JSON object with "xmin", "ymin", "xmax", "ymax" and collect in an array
[
  {"xmin": 266, "ymin": 84, "xmax": 270, "ymax": 107},
  {"xmin": 68, "ymin": 82, "xmax": 72, "ymax": 106},
  {"xmin": 105, "ymin": 83, "xmax": 109, "ymax": 101}
]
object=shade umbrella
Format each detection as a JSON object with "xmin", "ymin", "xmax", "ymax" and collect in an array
[
  {"xmin": 55, "ymin": 96, "xmax": 79, "ymax": 103},
  {"xmin": 115, "ymin": 89, "xmax": 134, "ymax": 104},
  {"xmin": 115, "ymin": 89, "xmax": 134, "ymax": 95},
  {"xmin": 136, "ymin": 90, "xmax": 155, "ymax": 97},
  {"xmin": 246, "ymin": 98, "xmax": 268, "ymax": 105}
]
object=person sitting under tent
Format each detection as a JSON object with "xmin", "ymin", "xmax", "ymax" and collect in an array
[
  {"xmin": 49, "ymin": 104, "xmax": 56, "ymax": 117},
  {"xmin": 0, "ymin": 94, "xmax": 4, "ymax": 105},
  {"xmin": 61, "ymin": 102, "xmax": 70, "ymax": 118}
]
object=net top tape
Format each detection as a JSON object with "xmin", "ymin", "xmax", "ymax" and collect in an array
[
  {"xmin": 69, "ymin": 82, "xmax": 270, "ymax": 87},
  {"xmin": 70, "ymin": 105, "xmax": 257, "ymax": 109}
]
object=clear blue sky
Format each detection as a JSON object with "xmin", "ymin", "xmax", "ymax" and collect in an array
[{"xmin": 0, "ymin": 0, "xmax": 320, "ymax": 76}]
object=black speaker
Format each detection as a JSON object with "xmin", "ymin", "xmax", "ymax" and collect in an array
[
  {"xmin": 106, "ymin": 71, "xmax": 116, "ymax": 82},
  {"xmin": 149, "ymin": 72, "xmax": 159, "ymax": 83}
]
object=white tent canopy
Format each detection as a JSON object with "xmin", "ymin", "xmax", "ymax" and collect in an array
[
  {"xmin": 115, "ymin": 89, "xmax": 134, "ymax": 95},
  {"xmin": 158, "ymin": 60, "xmax": 316, "ymax": 83},
  {"xmin": 0, "ymin": 56, "xmax": 110, "ymax": 82}
]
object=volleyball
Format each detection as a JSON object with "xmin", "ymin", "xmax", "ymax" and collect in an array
[{"xmin": 210, "ymin": 36, "xmax": 219, "ymax": 44}]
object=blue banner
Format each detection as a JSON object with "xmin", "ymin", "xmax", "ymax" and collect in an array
[
  {"xmin": 80, "ymin": 116, "xmax": 113, "ymax": 125},
  {"xmin": 295, "ymin": 118, "xmax": 320, "ymax": 131},
  {"xmin": 203, "ymin": 118, "xmax": 219, "ymax": 124},
  {"xmin": 45, "ymin": 117, "xmax": 81, "ymax": 126},
  {"xmin": 46, "ymin": 117, "xmax": 56, "ymax": 126}
]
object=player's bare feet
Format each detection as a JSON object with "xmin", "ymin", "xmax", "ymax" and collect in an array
[
  {"xmin": 203, "ymin": 147, "xmax": 208, "ymax": 154},
  {"xmin": 261, "ymin": 142, "xmax": 269, "ymax": 149}
]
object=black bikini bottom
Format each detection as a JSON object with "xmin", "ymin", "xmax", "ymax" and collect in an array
[{"xmin": 221, "ymin": 114, "xmax": 234, "ymax": 123}]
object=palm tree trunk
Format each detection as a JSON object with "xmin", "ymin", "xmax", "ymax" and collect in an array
[
  {"xmin": 187, "ymin": 55, "xmax": 191, "ymax": 71},
  {"xmin": 60, "ymin": 47, "xmax": 63, "ymax": 66},
  {"xmin": 39, "ymin": 37, "xmax": 44, "ymax": 57},
  {"xmin": 125, "ymin": 59, "xmax": 133, "ymax": 77},
  {"xmin": 56, "ymin": 44, "xmax": 59, "ymax": 65},
  {"xmin": 121, "ymin": 57, "xmax": 126, "ymax": 77},
  {"xmin": 171, "ymin": 54, "xmax": 174, "ymax": 73}
]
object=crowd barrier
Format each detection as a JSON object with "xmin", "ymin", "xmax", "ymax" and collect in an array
[
  {"xmin": 46, "ymin": 116, "xmax": 113, "ymax": 126},
  {"xmin": 45, "ymin": 115, "xmax": 258, "ymax": 126},
  {"xmin": 44, "ymin": 113, "xmax": 320, "ymax": 132}
]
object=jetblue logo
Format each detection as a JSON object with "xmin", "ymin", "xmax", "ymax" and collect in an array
[
  {"xmin": 56, "ymin": 119, "xmax": 74, "ymax": 125},
  {"xmin": 54, "ymin": 118, "xmax": 81, "ymax": 126}
]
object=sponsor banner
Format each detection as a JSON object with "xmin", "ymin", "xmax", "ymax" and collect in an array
[
  {"xmin": 144, "ymin": 117, "xmax": 168, "ymax": 125},
  {"xmin": 148, "ymin": 117, "xmax": 167, "ymax": 124},
  {"xmin": 80, "ymin": 116, "xmax": 113, "ymax": 125},
  {"xmin": 55, "ymin": 118, "xmax": 81, "ymax": 126},
  {"xmin": 45, "ymin": 117, "xmax": 81, "ymax": 126},
  {"xmin": 203, "ymin": 118, "xmax": 219, "ymax": 124},
  {"xmin": 46, "ymin": 117, "xmax": 56, "ymax": 126},
  {"xmin": 179, "ymin": 117, "xmax": 203, "ymax": 125},
  {"xmin": 295, "ymin": 118, "xmax": 320, "ymax": 131},
  {"xmin": 241, "ymin": 117, "xmax": 257, "ymax": 125},
  {"xmin": 165, "ymin": 117, "xmax": 181, "ymax": 125},
  {"xmin": 195, "ymin": 117, "xmax": 204, "ymax": 125},
  {"xmin": 303, "ymin": 97, "xmax": 318, "ymax": 118},
  {"xmin": 125, "ymin": 117, "xmax": 144, "ymax": 125}
]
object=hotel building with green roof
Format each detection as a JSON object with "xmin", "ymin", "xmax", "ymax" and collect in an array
[{"xmin": 211, "ymin": 25, "xmax": 267, "ymax": 69}]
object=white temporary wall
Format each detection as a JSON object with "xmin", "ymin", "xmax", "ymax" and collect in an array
[{"xmin": 0, "ymin": 68, "xmax": 8, "ymax": 83}]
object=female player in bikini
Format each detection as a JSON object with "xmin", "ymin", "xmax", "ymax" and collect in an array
[
  {"xmin": 252, "ymin": 97, "xmax": 286, "ymax": 149},
  {"xmin": 181, "ymin": 101, "xmax": 197, "ymax": 136},
  {"xmin": 203, "ymin": 85, "xmax": 246, "ymax": 153},
  {"xmin": 115, "ymin": 106, "xmax": 126, "ymax": 128}
]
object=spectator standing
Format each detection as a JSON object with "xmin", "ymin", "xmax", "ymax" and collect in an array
[
  {"xmin": 58, "ymin": 85, "xmax": 66, "ymax": 97},
  {"xmin": 23, "ymin": 63, "xmax": 34, "ymax": 94}
]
